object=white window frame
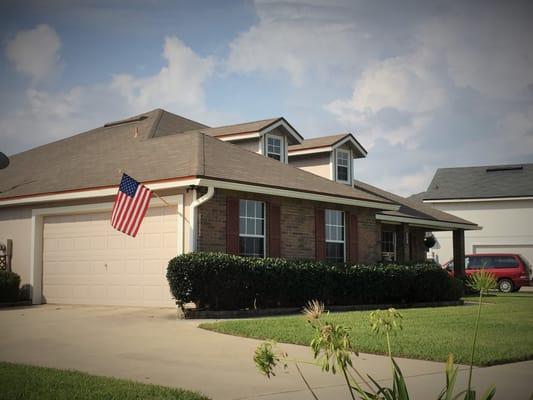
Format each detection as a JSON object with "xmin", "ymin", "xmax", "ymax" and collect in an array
[
  {"xmin": 264, "ymin": 133, "xmax": 287, "ymax": 163},
  {"xmin": 381, "ymin": 230, "xmax": 397, "ymax": 261},
  {"xmin": 325, "ymin": 209, "xmax": 346, "ymax": 263},
  {"xmin": 239, "ymin": 199, "xmax": 267, "ymax": 257},
  {"xmin": 335, "ymin": 148, "xmax": 351, "ymax": 184}
]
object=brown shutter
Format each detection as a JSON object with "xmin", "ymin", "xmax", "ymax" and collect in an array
[
  {"xmin": 315, "ymin": 208, "xmax": 326, "ymax": 261},
  {"xmin": 348, "ymin": 212, "xmax": 359, "ymax": 264},
  {"xmin": 226, "ymin": 197, "xmax": 240, "ymax": 255},
  {"xmin": 268, "ymin": 202, "xmax": 281, "ymax": 258}
]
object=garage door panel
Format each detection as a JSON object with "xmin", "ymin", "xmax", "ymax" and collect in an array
[{"xmin": 42, "ymin": 206, "xmax": 178, "ymax": 307}]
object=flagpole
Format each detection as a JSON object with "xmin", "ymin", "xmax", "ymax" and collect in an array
[{"xmin": 118, "ymin": 169, "xmax": 171, "ymax": 207}]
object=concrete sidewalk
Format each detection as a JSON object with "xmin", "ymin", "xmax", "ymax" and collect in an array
[{"xmin": 0, "ymin": 305, "xmax": 531, "ymax": 399}]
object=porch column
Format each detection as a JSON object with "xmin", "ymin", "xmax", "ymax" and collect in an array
[
  {"xmin": 452, "ymin": 229, "xmax": 465, "ymax": 278},
  {"xmin": 397, "ymin": 224, "xmax": 410, "ymax": 263}
]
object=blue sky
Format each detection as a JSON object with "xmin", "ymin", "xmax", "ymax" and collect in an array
[{"xmin": 1, "ymin": 0, "xmax": 532, "ymax": 195}]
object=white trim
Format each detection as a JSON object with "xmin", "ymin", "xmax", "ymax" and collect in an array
[
  {"xmin": 376, "ymin": 214, "xmax": 481, "ymax": 230},
  {"xmin": 0, "ymin": 176, "xmax": 399, "ymax": 211},
  {"xmin": 197, "ymin": 178, "xmax": 399, "ymax": 211},
  {"xmin": 0, "ymin": 178, "xmax": 200, "ymax": 207},
  {"xmin": 335, "ymin": 148, "xmax": 351, "ymax": 185},
  {"xmin": 287, "ymin": 135, "xmax": 367, "ymax": 158},
  {"xmin": 189, "ymin": 186, "xmax": 215, "ymax": 252},
  {"xmin": 423, "ymin": 196, "xmax": 533, "ymax": 204},
  {"xmin": 288, "ymin": 146, "xmax": 333, "ymax": 156},
  {"xmin": 325, "ymin": 209, "xmax": 346, "ymax": 262},
  {"xmin": 332, "ymin": 136, "xmax": 367, "ymax": 157},
  {"xmin": 215, "ymin": 132, "xmax": 261, "ymax": 142},
  {"xmin": 260, "ymin": 119, "xmax": 303, "ymax": 144},
  {"xmin": 239, "ymin": 199, "xmax": 267, "ymax": 258},
  {"xmin": 30, "ymin": 194, "xmax": 184, "ymax": 305},
  {"xmin": 265, "ymin": 133, "xmax": 286, "ymax": 163}
]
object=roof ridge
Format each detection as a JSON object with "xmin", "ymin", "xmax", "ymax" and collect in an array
[
  {"xmin": 207, "ymin": 117, "xmax": 280, "ymax": 130},
  {"xmin": 145, "ymin": 108, "xmax": 165, "ymax": 139}
]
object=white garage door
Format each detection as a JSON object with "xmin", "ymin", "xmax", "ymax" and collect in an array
[
  {"xmin": 43, "ymin": 206, "xmax": 178, "ymax": 307},
  {"xmin": 473, "ymin": 244, "xmax": 533, "ymax": 266}
]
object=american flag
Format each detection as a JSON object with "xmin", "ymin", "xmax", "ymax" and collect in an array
[{"xmin": 111, "ymin": 174, "xmax": 152, "ymax": 237}]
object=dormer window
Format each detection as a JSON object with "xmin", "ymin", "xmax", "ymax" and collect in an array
[
  {"xmin": 266, "ymin": 134, "xmax": 285, "ymax": 162},
  {"xmin": 336, "ymin": 149, "xmax": 351, "ymax": 183}
]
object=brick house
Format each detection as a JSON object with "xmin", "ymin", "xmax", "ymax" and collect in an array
[{"xmin": 0, "ymin": 109, "xmax": 478, "ymax": 307}]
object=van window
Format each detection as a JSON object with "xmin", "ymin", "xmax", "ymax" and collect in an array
[
  {"xmin": 466, "ymin": 256, "xmax": 483, "ymax": 269},
  {"xmin": 493, "ymin": 256, "xmax": 518, "ymax": 268}
]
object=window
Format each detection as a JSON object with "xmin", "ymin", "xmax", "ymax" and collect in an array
[
  {"xmin": 494, "ymin": 256, "xmax": 519, "ymax": 268},
  {"xmin": 266, "ymin": 136, "xmax": 283, "ymax": 161},
  {"xmin": 325, "ymin": 209, "xmax": 345, "ymax": 263},
  {"xmin": 239, "ymin": 199, "xmax": 265, "ymax": 257},
  {"xmin": 381, "ymin": 231, "xmax": 396, "ymax": 261},
  {"xmin": 336, "ymin": 149, "xmax": 350, "ymax": 183}
]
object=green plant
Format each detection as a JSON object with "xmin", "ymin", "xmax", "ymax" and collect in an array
[
  {"xmin": 253, "ymin": 290, "xmax": 497, "ymax": 399},
  {"xmin": 0, "ymin": 270, "xmax": 20, "ymax": 302},
  {"xmin": 166, "ymin": 252, "xmax": 462, "ymax": 311}
]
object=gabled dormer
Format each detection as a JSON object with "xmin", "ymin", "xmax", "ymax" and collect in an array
[
  {"xmin": 195, "ymin": 117, "xmax": 303, "ymax": 164},
  {"xmin": 288, "ymin": 133, "xmax": 367, "ymax": 184}
]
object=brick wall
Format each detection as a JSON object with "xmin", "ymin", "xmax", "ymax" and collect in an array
[{"xmin": 196, "ymin": 188, "xmax": 381, "ymax": 263}]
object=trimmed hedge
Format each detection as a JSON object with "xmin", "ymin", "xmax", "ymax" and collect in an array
[
  {"xmin": 0, "ymin": 271, "xmax": 20, "ymax": 302},
  {"xmin": 166, "ymin": 252, "xmax": 463, "ymax": 311}
]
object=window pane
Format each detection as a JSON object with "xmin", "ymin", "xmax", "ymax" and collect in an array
[
  {"xmin": 239, "ymin": 200, "xmax": 245, "ymax": 216},
  {"xmin": 337, "ymin": 166, "xmax": 348, "ymax": 181},
  {"xmin": 326, "ymin": 242, "xmax": 344, "ymax": 263},
  {"xmin": 268, "ymin": 153, "xmax": 281, "ymax": 161},
  {"xmin": 247, "ymin": 219, "xmax": 255, "ymax": 235},
  {"xmin": 240, "ymin": 237, "xmax": 264, "ymax": 257},
  {"xmin": 240, "ymin": 217, "xmax": 246, "ymax": 234},
  {"xmin": 247, "ymin": 200, "xmax": 255, "ymax": 217}
]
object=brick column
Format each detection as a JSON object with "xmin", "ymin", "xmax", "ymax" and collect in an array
[{"xmin": 453, "ymin": 229, "xmax": 465, "ymax": 278}]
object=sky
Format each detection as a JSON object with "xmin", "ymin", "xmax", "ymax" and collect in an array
[{"xmin": 1, "ymin": 0, "xmax": 532, "ymax": 196}]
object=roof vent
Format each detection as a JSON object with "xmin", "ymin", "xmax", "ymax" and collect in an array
[
  {"xmin": 485, "ymin": 165, "xmax": 523, "ymax": 173},
  {"xmin": 104, "ymin": 115, "xmax": 148, "ymax": 128}
]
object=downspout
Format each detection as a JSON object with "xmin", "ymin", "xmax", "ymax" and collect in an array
[{"xmin": 189, "ymin": 186, "xmax": 215, "ymax": 252}]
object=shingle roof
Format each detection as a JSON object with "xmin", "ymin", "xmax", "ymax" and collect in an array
[
  {"xmin": 354, "ymin": 180, "xmax": 477, "ymax": 227},
  {"xmin": 190, "ymin": 118, "xmax": 280, "ymax": 137},
  {"xmin": 0, "ymin": 112, "xmax": 391, "ymax": 207},
  {"xmin": 288, "ymin": 134, "xmax": 347, "ymax": 151},
  {"xmin": 288, "ymin": 133, "xmax": 367, "ymax": 157},
  {"xmin": 416, "ymin": 164, "xmax": 533, "ymax": 200}
]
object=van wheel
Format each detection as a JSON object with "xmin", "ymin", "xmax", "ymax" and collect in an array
[{"xmin": 498, "ymin": 279, "xmax": 514, "ymax": 293}]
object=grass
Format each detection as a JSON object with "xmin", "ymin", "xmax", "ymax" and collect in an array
[
  {"xmin": 0, "ymin": 362, "xmax": 209, "ymax": 400},
  {"xmin": 200, "ymin": 293, "xmax": 533, "ymax": 366}
]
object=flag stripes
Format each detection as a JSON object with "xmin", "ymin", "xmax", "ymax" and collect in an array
[{"xmin": 110, "ymin": 174, "xmax": 152, "ymax": 237}]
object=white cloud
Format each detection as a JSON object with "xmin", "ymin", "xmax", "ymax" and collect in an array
[
  {"xmin": 5, "ymin": 24, "xmax": 62, "ymax": 82},
  {"xmin": 111, "ymin": 37, "xmax": 214, "ymax": 115},
  {"xmin": 325, "ymin": 50, "xmax": 444, "ymax": 148},
  {"xmin": 227, "ymin": 0, "xmax": 374, "ymax": 85},
  {"xmin": 418, "ymin": 3, "xmax": 533, "ymax": 99},
  {"xmin": 2, "ymin": 35, "xmax": 217, "ymax": 155}
]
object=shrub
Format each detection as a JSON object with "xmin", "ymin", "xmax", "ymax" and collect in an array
[
  {"xmin": 166, "ymin": 252, "xmax": 462, "ymax": 310},
  {"xmin": 0, "ymin": 271, "xmax": 20, "ymax": 302}
]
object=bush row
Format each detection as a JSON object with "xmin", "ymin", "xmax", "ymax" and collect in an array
[
  {"xmin": 0, "ymin": 271, "xmax": 20, "ymax": 302},
  {"xmin": 166, "ymin": 252, "xmax": 462, "ymax": 310}
]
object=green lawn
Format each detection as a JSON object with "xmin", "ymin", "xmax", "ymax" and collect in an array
[
  {"xmin": 200, "ymin": 293, "xmax": 533, "ymax": 366},
  {"xmin": 0, "ymin": 362, "xmax": 209, "ymax": 400}
]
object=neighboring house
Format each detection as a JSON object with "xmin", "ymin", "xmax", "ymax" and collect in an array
[
  {"xmin": 0, "ymin": 109, "xmax": 478, "ymax": 307},
  {"xmin": 414, "ymin": 164, "xmax": 533, "ymax": 265}
]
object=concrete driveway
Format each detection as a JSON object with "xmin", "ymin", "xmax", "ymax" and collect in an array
[{"xmin": 0, "ymin": 305, "xmax": 531, "ymax": 399}]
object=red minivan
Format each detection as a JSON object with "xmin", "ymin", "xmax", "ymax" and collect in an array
[{"xmin": 443, "ymin": 253, "xmax": 532, "ymax": 293}]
